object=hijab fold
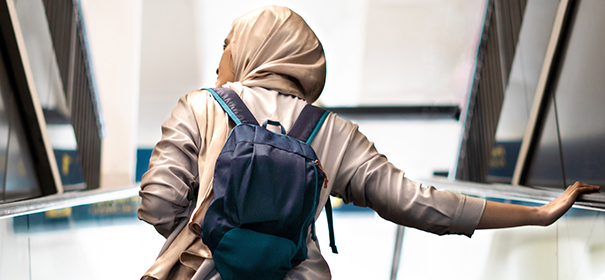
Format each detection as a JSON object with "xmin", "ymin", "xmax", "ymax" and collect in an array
[{"xmin": 229, "ymin": 6, "xmax": 326, "ymax": 103}]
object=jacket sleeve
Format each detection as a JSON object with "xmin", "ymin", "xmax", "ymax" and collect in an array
[
  {"xmin": 328, "ymin": 120, "xmax": 485, "ymax": 237},
  {"xmin": 137, "ymin": 95, "xmax": 201, "ymax": 238}
]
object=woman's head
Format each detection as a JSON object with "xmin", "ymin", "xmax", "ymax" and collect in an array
[{"xmin": 216, "ymin": 6, "xmax": 326, "ymax": 103}]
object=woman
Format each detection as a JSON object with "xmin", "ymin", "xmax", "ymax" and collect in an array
[{"xmin": 138, "ymin": 6, "xmax": 599, "ymax": 280}]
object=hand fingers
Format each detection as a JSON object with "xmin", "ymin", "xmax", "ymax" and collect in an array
[{"xmin": 568, "ymin": 181, "xmax": 600, "ymax": 195}]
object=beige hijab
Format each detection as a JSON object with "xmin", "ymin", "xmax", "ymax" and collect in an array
[
  {"xmin": 229, "ymin": 5, "xmax": 326, "ymax": 103},
  {"xmin": 142, "ymin": 6, "xmax": 326, "ymax": 280}
]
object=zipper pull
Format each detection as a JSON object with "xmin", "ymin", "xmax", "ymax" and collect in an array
[{"xmin": 315, "ymin": 159, "xmax": 329, "ymax": 188}]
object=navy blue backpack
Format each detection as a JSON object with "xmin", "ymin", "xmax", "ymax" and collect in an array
[{"xmin": 200, "ymin": 88, "xmax": 337, "ymax": 280}]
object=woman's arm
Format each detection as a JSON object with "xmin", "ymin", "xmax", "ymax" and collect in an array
[
  {"xmin": 138, "ymin": 95, "xmax": 201, "ymax": 238},
  {"xmin": 324, "ymin": 122, "xmax": 486, "ymax": 236},
  {"xmin": 476, "ymin": 181, "xmax": 600, "ymax": 229}
]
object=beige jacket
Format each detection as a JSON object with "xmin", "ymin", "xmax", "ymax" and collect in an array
[{"xmin": 138, "ymin": 83, "xmax": 486, "ymax": 279}]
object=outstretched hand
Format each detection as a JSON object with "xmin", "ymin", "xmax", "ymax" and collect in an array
[
  {"xmin": 477, "ymin": 181, "xmax": 600, "ymax": 230},
  {"xmin": 537, "ymin": 181, "xmax": 600, "ymax": 226}
]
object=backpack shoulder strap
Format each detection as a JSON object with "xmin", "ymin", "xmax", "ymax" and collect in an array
[
  {"xmin": 204, "ymin": 87, "xmax": 259, "ymax": 126},
  {"xmin": 287, "ymin": 105, "xmax": 330, "ymax": 144},
  {"xmin": 287, "ymin": 105, "xmax": 338, "ymax": 254}
]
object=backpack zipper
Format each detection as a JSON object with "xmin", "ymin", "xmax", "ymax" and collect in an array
[{"xmin": 314, "ymin": 160, "xmax": 328, "ymax": 188}]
